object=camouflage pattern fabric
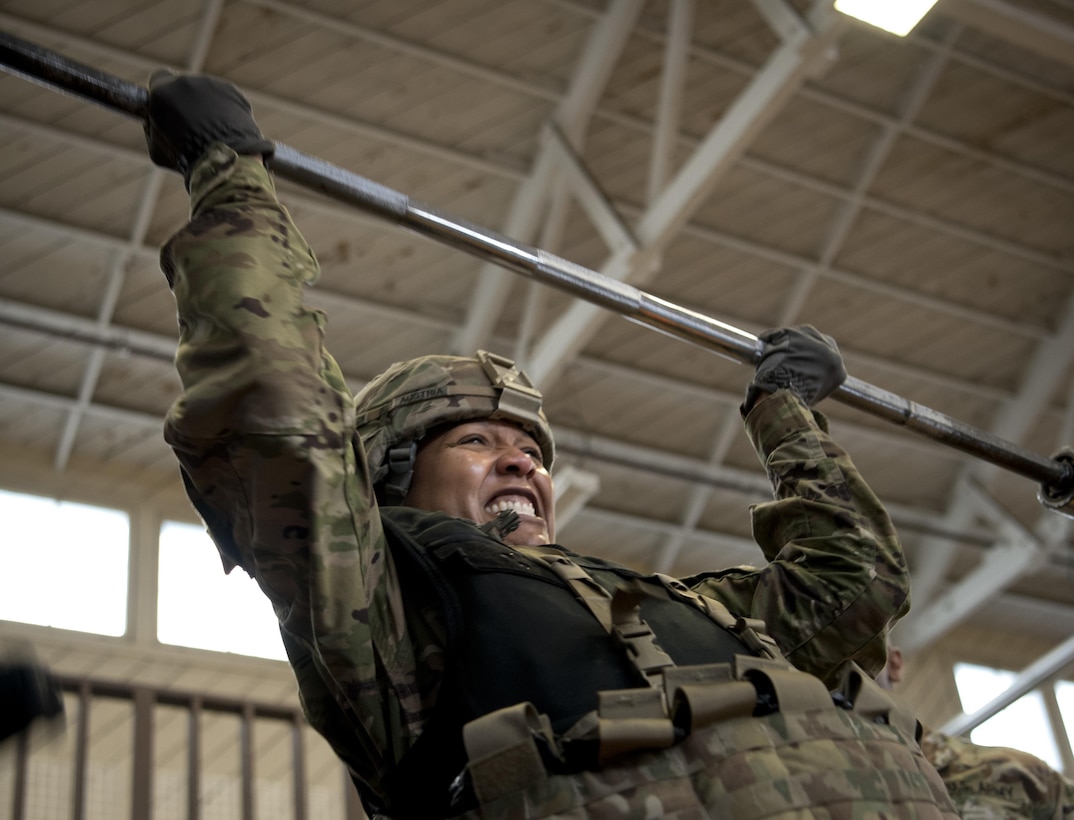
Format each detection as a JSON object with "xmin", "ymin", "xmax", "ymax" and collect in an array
[
  {"xmin": 353, "ymin": 352, "xmax": 554, "ymax": 489},
  {"xmin": 689, "ymin": 394, "xmax": 910, "ymax": 688},
  {"xmin": 460, "ymin": 707, "xmax": 956, "ymax": 819},
  {"xmin": 922, "ymin": 730, "xmax": 1074, "ymax": 819},
  {"xmin": 162, "ymin": 146, "xmax": 922, "ymax": 814}
]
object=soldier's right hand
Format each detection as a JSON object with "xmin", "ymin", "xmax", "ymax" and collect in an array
[{"xmin": 144, "ymin": 71, "xmax": 275, "ymax": 187}]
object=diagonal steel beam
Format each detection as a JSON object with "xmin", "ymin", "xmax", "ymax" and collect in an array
[
  {"xmin": 2, "ymin": 30, "xmax": 1072, "ymax": 510},
  {"xmin": 901, "ymin": 355, "xmax": 1074, "ymax": 653},
  {"xmin": 0, "ymin": 369, "xmax": 1013, "ymax": 550},
  {"xmin": 0, "ymin": 289, "xmax": 1040, "ymax": 554},
  {"xmin": 905, "ymin": 289, "xmax": 1074, "ymax": 626},
  {"xmin": 651, "ymin": 14, "xmax": 960, "ymax": 577},
  {"xmin": 777, "ymin": 24, "xmax": 960, "ymax": 617},
  {"xmin": 940, "ymin": 632, "xmax": 1074, "ymax": 737},
  {"xmin": 898, "ymin": 478, "xmax": 1050, "ymax": 651},
  {"xmin": 0, "ymin": 200, "xmax": 1022, "ymax": 413},
  {"xmin": 450, "ymin": 0, "xmax": 645, "ymax": 356},
  {"xmin": 523, "ymin": 1, "xmax": 847, "ymax": 388},
  {"xmin": 50, "ymin": 0, "xmax": 224, "ymax": 473},
  {"xmin": 941, "ymin": 0, "xmax": 1074, "ymax": 71},
  {"xmin": 647, "ymin": 0, "xmax": 694, "ymax": 205}
]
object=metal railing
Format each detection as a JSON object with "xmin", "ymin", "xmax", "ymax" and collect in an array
[{"xmin": 3, "ymin": 675, "xmax": 366, "ymax": 820}]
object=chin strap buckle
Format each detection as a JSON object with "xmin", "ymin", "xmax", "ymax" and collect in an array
[{"xmin": 382, "ymin": 441, "xmax": 417, "ymax": 505}]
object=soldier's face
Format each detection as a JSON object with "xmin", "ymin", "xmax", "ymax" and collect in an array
[{"xmin": 405, "ymin": 418, "xmax": 556, "ymax": 546}]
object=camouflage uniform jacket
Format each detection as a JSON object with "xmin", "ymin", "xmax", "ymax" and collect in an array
[
  {"xmin": 161, "ymin": 147, "xmax": 911, "ymax": 803},
  {"xmin": 922, "ymin": 729, "xmax": 1074, "ymax": 819}
]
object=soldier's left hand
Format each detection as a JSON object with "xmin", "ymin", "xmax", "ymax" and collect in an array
[{"xmin": 744, "ymin": 325, "xmax": 847, "ymax": 412}]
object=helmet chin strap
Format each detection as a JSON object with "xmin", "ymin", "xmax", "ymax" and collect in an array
[
  {"xmin": 383, "ymin": 441, "xmax": 418, "ymax": 505},
  {"xmin": 382, "ymin": 447, "xmax": 523, "ymax": 543},
  {"xmin": 367, "ymin": 351, "xmax": 554, "ymax": 506}
]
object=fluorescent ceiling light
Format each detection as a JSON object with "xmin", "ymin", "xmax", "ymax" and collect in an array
[{"xmin": 834, "ymin": 0, "xmax": 940, "ymax": 36}]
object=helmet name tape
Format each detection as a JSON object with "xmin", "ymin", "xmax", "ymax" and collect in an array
[{"xmin": 357, "ymin": 385, "xmax": 499, "ymax": 425}]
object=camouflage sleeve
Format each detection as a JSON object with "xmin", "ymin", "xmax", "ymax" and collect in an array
[
  {"xmin": 684, "ymin": 389, "xmax": 908, "ymax": 686},
  {"xmin": 922, "ymin": 729, "xmax": 1074, "ymax": 820},
  {"xmin": 159, "ymin": 146, "xmax": 422, "ymax": 794}
]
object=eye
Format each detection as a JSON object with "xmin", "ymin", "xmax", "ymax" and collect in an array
[
  {"xmin": 457, "ymin": 433, "xmax": 487, "ymax": 446},
  {"xmin": 522, "ymin": 446, "xmax": 544, "ymax": 465}
]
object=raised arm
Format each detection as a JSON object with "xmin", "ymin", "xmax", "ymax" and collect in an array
[
  {"xmin": 686, "ymin": 327, "xmax": 908, "ymax": 685},
  {"xmin": 148, "ymin": 73, "xmax": 425, "ymax": 795}
]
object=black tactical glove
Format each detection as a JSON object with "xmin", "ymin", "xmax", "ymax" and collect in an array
[
  {"xmin": 743, "ymin": 325, "xmax": 847, "ymax": 414},
  {"xmin": 144, "ymin": 71, "xmax": 274, "ymax": 187}
]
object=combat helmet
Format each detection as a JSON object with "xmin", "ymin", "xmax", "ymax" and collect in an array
[{"xmin": 354, "ymin": 350, "xmax": 555, "ymax": 504}]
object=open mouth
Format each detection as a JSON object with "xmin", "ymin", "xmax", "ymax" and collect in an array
[{"xmin": 484, "ymin": 492, "xmax": 538, "ymax": 519}]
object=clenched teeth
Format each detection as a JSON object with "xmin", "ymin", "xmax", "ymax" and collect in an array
[{"xmin": 485, "ymin": 498, "xmax": 536, "ymax": 518}]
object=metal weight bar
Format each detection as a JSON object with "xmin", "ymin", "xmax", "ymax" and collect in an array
[
  {"xmin": 2, "ymin": 30, "xmax": 1073, "ymax": 511},
  {"xmin": 0, "ymin": 30, "xmax": 147, "ymax": 119}
]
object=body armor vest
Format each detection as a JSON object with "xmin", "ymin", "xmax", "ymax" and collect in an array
[{"xmin": 378, "ymin": 507, "xmax": 759, "ymax": 817}]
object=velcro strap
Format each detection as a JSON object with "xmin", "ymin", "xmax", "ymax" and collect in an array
[
  {"xmin": 730, "ymin": 616, "xmax": 785, "ymax": 661},
  {"xmin": 462, "ymin": 703, "xmax": 549, "ymax": 805},
  {"xmin": 610, "ymin": 588, "xmax": 676, "ymax": 686},
  {"xmin": 733, "ymin": 654, "xmax": 787, "ymax": 677},
  {"xmin": 836, "ymin": 662, "xmax": 921, "ymax": 741},
  {"xmin": 652, "ymin": 573, "xmax": 737, "ymax": 632},
  {"xmin": 736, "ymin": 655, "xmax": 833, "ymax": 713},
  {"xmin": 672, "ymin": 680, "xmax": 758, "ymax": 731},
  {"xmin": 596, "ymin": 688, "xmax": 675, "ymax": 763},
  {"xmin": 598, "ymin": 687, "xmax": 666, "ymax": 719},
  {"xmin": 516, "ymin": 551, "xmax": 676, "ymax": 688},
  {"xmin": 661, "ymin": 662, "xmax": 734, "ymax": 691},
  {"xmin": 650, "ymin": 574, "xmax": 787, "ymax": 663},
  {"xmin": 597, "ymin": 717, "xmax": 677, "ymax": 763},
  {"xmin": 540, "ymin": 552, "xmax": 613, "ymax": 629}
]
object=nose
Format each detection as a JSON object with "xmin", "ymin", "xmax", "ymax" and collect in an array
[{"xmin": 496, "ymin": 446, "xmax": 537, "ymax": 476}]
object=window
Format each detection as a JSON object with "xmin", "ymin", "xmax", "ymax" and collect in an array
[
  {"xmin": 157, "ymin": 520, "xmax": 287, "ymax": 661},
  {"xmin": 0, "ymin": 489, "xmax": 129, "ymax": 636},
  {"xmin": 954, "ymin": 662, "xmax": 1064, "ymax": 771},
  {"xmin": 1058, "ymin": 681, "xmax": 1074, "ymax": 747}
]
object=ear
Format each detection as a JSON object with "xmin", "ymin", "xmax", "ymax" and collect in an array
[{"xmin": 887, "ymin": 646, "xmax": 904, "ymax": 683}]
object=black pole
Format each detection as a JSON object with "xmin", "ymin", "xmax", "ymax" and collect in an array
[
  {"xmin": 2, "ymin": 29, "xmax": 1072, "ymax": 510},
  {"xmin": 0, "ymin": 31, "xmax": 147, "ymax": 119}
]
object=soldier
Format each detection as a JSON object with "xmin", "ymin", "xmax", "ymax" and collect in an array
[
  {"xmin": 884, "ymin": 646, "xmax": 1074, "ymax": 819},
  {"xmin": 145, "ymin": 73, "xmax": 957, "ymax": 818}
]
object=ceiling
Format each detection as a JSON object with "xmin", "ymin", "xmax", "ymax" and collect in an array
[{"xmin": 1, "ymin": 0, "xmax": 1074, "ymax": 668}]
